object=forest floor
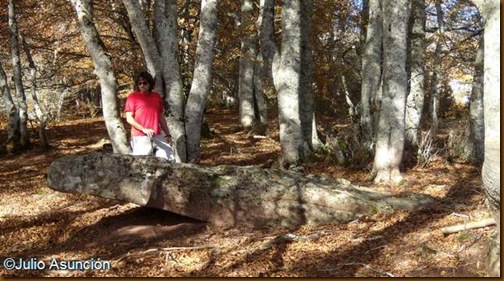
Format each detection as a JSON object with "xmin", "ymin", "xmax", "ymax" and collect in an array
[{"xmin": 0, "ymin": 107, "xmax": 496, "ymax": 277}]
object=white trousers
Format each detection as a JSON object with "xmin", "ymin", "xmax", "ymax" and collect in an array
[{"xmin": 130, "ymin": 135, "xmax": 175, "ymax": 162}]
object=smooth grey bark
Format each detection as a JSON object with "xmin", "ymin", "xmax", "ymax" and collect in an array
[
  {"xmin": 122, "ymin": 0, "xmax": 164, "ymax": 93},
  {"xmin": 71, "ymin": 0, "xmax": 131, "ymax": 154},
  {"xmin": 180, "ymin": 0, "xmax": 194, "ymax": 96},
  {"xmin": 464, "ymin": 35, "xmax": 484, "ymax": 165},
  {"xmin": 8, "ymin": 0, "xmax": 29, "ymax": 147},
  {"xmin": 0, "ymin": 62, "xmax": 20, "ymax": 149},
  {"xmin": 154, "ymin": 0, "xmax": 187, "ymax": 163},
  {"xmin": 405, "ymin": 0, "xmax": 426, "ymax": 148},
  {"xmin": 429, "ymin": 0, "xmax": 445, "ymax": 137},
  {"xmin": 21, "ymin": 35, "xmax": 50, "ymax": 150},
  {"xmin": 185, "ymin": 0, "xmax": 218, "ymax": 162},
  {"xmin": 273, "ymin": 0, "xmax": 305, "ymax": 167},
  {"xmin": 300, "ymin": 0, "xmax": 323, "ymax": 153},
  {"xmin": 237, "ymin": 0, "xmax": 268, "ymax": 133},
  {"xmin": 253, "ymin": 54, "xmax": 268, "ymax": 130},
  {"xmin": 372, "ymin": 0, "xmax": 410, "ymax": 184},
  {"xmin": 47, "ymin": 152, "xmax": 436, "ymax": 229},
  {"xmin": 255, "ymin": 0, "xmax": 277, "ymax": 131},
  {"xmin": 359, "ymin": 0, "xmax": 382, "ymax": 150},
  {"xmin": 257, "ymin": 0, "xmax": 276, "ymax": 86},
  {"xmin": 470, "ymin": 0, "xmax": 500, "ymax": 276},
  {"xmin": 238, "ymin": 0, "xmax": 257, "ymax": 129}
]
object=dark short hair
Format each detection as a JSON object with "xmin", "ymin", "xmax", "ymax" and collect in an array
[{"xmin": 134, "ymin": 71, "xmax": 155, "ymax": 92}]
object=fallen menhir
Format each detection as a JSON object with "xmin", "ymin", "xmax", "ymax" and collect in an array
[{"xmin": 47, "ymin": 152, "xmax": 435, "ymax": 229}]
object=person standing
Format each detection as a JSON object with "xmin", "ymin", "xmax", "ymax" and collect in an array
[{"xmin": 125, "ymin": 71, "xmax": 175, "ymax": 162}]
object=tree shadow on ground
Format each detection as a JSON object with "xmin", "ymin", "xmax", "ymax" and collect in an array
[
  {"xmin": 1, "ymin": 204, "xmax": 207, "ymax": 277},
  {"xmin": 186, "ymin": 169, "xmax": 486, "ymax": 277},
  {"xmin": 283, "ymin": 171, "xmax": 485, "ymax": 277}
]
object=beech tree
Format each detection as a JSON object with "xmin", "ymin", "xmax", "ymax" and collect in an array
[
  {"xmin": 185, "ymin": 0, "xmax": 219, "ymax": 162},
  {"xmin": 405, "ymin": 0, "xmax": 426, "ymax": 148},
  {"xmin": 428, "ymin": 0, "xmax": 446, "ymax": 137},
  {"xmin": 153, "ymin": 0, "xmax": 187, "ymax": 163},
  {"xmin": 464, "ymin": 35, "xmax": 484, "ymax": 164},
  {"xmin": 8, "ymin": 0, "xmax": 29, "ymax": 149},
  {"xmin": 21, "ymin": 34, "xmax": 51, "ymax": 150},
  {"xmin": 70, "ymin": 0, "xmax": 130, "ymax": 154},
  {"xmin": 122, "ymin": 0, "xmax": 187, "ymax": 163},
  {"xmin": 273, "ymin": 0, "xmax": 307, "ymax": 167},
  {"xmin": 359, "ymin": 0, "xmax": 382, "ymax": 150},
  {"xmin": 372, "ymin": 0, "xmax": 410, "ymax": 183},
  {"xmin": 469, "ymin": 0, "xmax": 500, "ymax": 276},
  {"xmin": 0, "ymin": 61, "xmax": 20, "ymax": 152},
  {"xmin": 238, "ymin": 0, "xmax": 258, "ymax": 130},
  {"xmin": 235, "ymin": 0, "xmax": 268, "ymax": 133}
]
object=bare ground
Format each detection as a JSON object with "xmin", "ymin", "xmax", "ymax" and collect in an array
[{"xmin": 0, "ymin": 109, "xmax": 495, "ymax": 277}]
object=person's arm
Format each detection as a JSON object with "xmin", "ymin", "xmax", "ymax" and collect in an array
[
  {"xmin": 125, "ymin": 111, "xmax": 155, "ymax": 138},
  {"xmin": 159, "ymin": 113, "xmax": 172, "ymax": 142}
]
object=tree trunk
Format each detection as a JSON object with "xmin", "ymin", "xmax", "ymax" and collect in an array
[
  {"xmin": 300, "ymin": 0, "xmax": 323, "ymax": 153},
  {"xmin": 122, "ymin": 0, "xmax": 164, "ymax": 93},
  {"xmin": 21, "ymin": 35, "xmax": 51, "ymax": 150},
  {"xmin": 185, "ymin": 0, "xmax": 218, "ymax": 162},
  {"xmin": 273, "ymin": 0, "xmax": 305, "ymax": 167},
  {"xmin": 47, "ymin": 152, "xmax": 437, "ymax": 229},
  {"xmin": 465, "ymin": 35, "xmax": 484, "ymax": 165},
  {"xmin": 257, "ymin": 0, "xmax": 276, "ymax": 89},
  {"xmin": 405, "ymin": 0, "xmax": 425, "ymax": 148},
  {"xmin": 372, "ymin": 0, "xmax": 410, "ymax": 184},
  {"xmin": 8, "ymin": 0, "xmax": 29, "ymax": 148},
  {"xmin": 255, "ymin": 0, "xmax": 277, "ymax": 133},
  {"xmin": 470, "ymin": 0, "xmax": 500, "ymax": 276},
  {"xmin": 429, "ymin": 0, "xmax": 445, "ymax": 137},
  {"xmin": 253, "ymin": 54, "xmax": 268, "ymax": 132},
  {"xmin": 71, "ymin": 0, "xmax": 131, "ymax": 154},
  {"xmin": 359, "ymin": 0, "xmax": 382, "ymax": 150},
  {"xmin": 0, "ymin": 62, "xmax": 20, "ymax": 152},
  {"xmin": 238, "ymin": 0, "xmax": 257, "ymax": 130},
  {"xmin": 154, "ymin": 0, "xmax": 188, "ymax": 163}
]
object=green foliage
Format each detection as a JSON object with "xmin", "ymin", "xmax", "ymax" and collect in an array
[{"xmin": 457, "ymin": 232, "xmax": 472, "ymax": 242}]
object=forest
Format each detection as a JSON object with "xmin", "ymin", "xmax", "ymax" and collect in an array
[{"xmin": 0, "ymin": 0, "xmax": 500, "ymax": 277}]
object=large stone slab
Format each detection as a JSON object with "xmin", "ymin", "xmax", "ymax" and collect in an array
[{"xmin": 47, "ymin": 152, "xmax": 435, "ymax": 228}]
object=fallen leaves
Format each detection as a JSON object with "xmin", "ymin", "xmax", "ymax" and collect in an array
[{"xmin": 0, "ymin": 112, "xmax": 495, "ymax": 277}]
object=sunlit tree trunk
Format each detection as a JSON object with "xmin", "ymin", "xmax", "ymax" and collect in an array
[
  {"xmin": 405, "ymin": 0, "xmax": 425, "ymax": 148},
  {"xmin": 238, "ymin": 0, "xmax": 268, "ymax": 133},
  {"xmin": 238, "ymin": 0, "xmax": 257, "ymax": 130},
  {"xmin": 359, "ymin": 0, "xmax": 382, "ymax": 150},
  {"xmin": 8, "ymin": 0, "xmax": 29, "ymax": 148},
  {"xmin": 372, "ymin": 0, "xmax": 410, "ymax": 184},
  {"xmin": 185, "ymin": 0, "xmax": 218, "ymax": 162},
  {"xmin": 154, "ymin": 0, "xmax": 187, "ymax": 163},
  {"xmin": 470, "ymin": 0, "xmax": 500, "ymax": 276},
  {"xmin": 0, "ymin": 62, "xmax": 20, "ymax": 152},
  {"xmin": 465, "ymin": 35, "xmax": 484, "ymax": 165},
  {"xmin": 71, "ymin": 0, "xmax": 131, "ymax": 154},
  {"xmin": 273, "ymin": 0, "xmax": 305, "ymax": 167}
]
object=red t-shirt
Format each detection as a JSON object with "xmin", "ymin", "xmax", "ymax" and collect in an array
[{"xmin": 125, "ymin": 91, "xmax": 164, "ymax": 137}]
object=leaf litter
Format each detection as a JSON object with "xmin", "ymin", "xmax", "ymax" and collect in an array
[{"xmin": 0, "ymin": 111, "xmax": 494, "ymax": 277}]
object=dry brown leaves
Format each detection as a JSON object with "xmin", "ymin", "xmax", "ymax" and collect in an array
[{"xmin": 0, "ymin": 112, "xmax": 494, "ymax": 277}]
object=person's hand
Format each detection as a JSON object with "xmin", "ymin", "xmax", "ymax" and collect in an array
[
  {"xmin": 165, "ymin": 134, "xmax": 172, "ymax": 144},
  {"xmin": 142, "ymin": 128, "xmax": 155, "ymax": 138}
]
